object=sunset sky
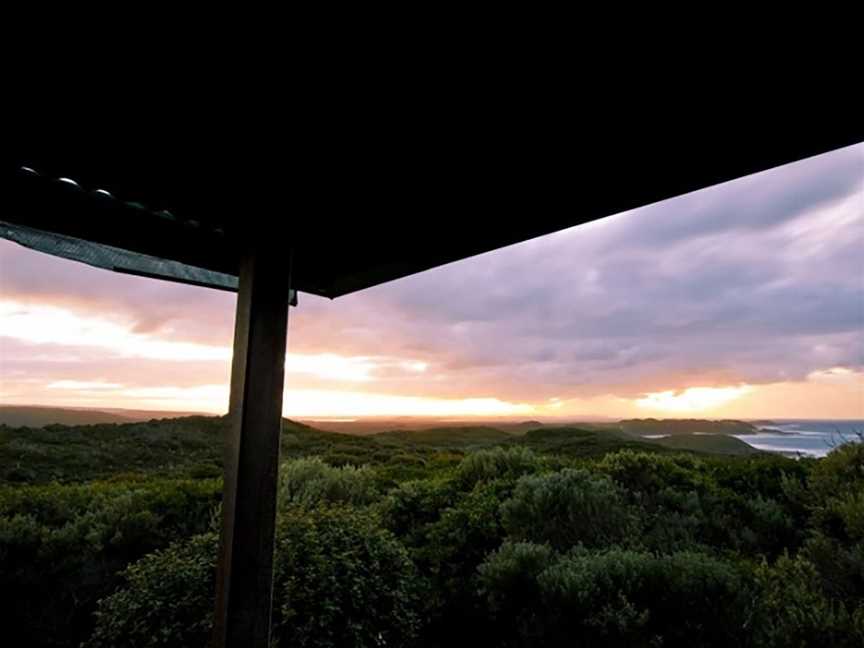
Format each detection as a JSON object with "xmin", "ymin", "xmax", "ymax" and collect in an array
[{"xmin": 1, "ymin": 144, "xmax": 862, "ymax": 420}]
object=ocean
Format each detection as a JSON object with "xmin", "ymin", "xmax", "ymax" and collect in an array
[{"xmin": 736, "ymin": 420, "xmax": 864, "ymax": 457}]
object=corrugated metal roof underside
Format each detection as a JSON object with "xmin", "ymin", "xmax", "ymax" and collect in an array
[
  {"xmin": 1, "ymin": 219, "xmax": 239, "ymax": 291},
  {"xmin": 4, "ymin": 124, "xmax": 862, "ymax": 298}
]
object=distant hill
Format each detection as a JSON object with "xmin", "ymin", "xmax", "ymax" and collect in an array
[
  {"xmin": 647, "ymin": 433, "xmax": 763, "ymax": 456},
  {"xmin": 500, "ymin": 420, "xmax": 545, "ymax": 434},
  {"xmin": 374, "ymin": 426, "xmax": 514, "ymax": 446},
  {"xmin": 302, "ymin": 418, "xmax": 547, "ymax": 436},
  {"xmin": 0, "ymin": 415, "xmax": 342, "ymax": 484},
  {"xmin": 0, "ymin": 414, "xmax": 779, "ymax": 485},
  {"xmin": 509, "ymin": 426, "xmax": 675, "ymax": 458},
  {"xmin": 0, "ymin": 405, "xmax": 206, "ymax": 428},
  {"xmin": 619, "ymin": 418, "xmax": 762, "ymax": 436},
  {"xmin": 507, "ymin": 425, "xmax": 765, "ymax": 457}
]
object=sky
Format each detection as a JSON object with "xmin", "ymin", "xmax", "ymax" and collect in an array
[{"xmin": 1, "ymin": 144, "xmax": 863, "ymax": 420}]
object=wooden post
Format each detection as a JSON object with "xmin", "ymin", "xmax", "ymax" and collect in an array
[{"xmin": 213, "ymin": 239, "xmax": 293, "ymax": 647}]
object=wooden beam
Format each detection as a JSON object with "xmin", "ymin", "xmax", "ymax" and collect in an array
[{"xmin": 213, "ymin": 239, "xmax": 293, "ymax": 647}]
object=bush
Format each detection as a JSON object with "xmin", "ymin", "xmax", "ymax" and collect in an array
[
  {"xmin": 599, "ymin": 451, "xmax": 807, "ymax": 557},
  {"xmin": 597, "ymin": 451, "xmax": 711, "ymax": 552},
  {"xmin": 278, "ymin": 457, "xmax": 379, "ymax": 508},
  {"xmin": 321, "ymin": 452, "xmax": 367, "ymax": 468},
  {"xmin": 477, "ymin": 541, "xmax": 557, "ymax": 644},
  {"xmin": 86, "ymin": 506, "xmax": 425, "ymax": 648},
  {"xmin": 750, "ymin": 554, "xmax": 863, "ymax": 647},
  {"xmin": 378, "ymin": 478, "xmax": 457, "ymax": 545},
  {"xmin": 455, "ymin": 447, "xmax": 543, "ymax": 490},
  {"xmin": 598, "ymin": 450, "xmax": 704, "ymax": 495},
  {"xmin": 388, "ymin": 452, "xmax": 429, "ymax": 467},
  {"xmin": 810, "ymin": 441, "xmax": 864, "ymax": 499},
  {"xmin": 87, "ymin": 532, "xmax": 218, "ymax": 647},
  {"xmin": 0, "ymin": 478, "xmax": 220, "ymax": 648},
  {"xmin": 412, "ymin": 481, "xmax": 509, "ymax": 645},
  {"xmin": 803, "ymin": 442, "xmax": 864, "ymax": 605},
  {"xmin": 740, "ymin": 494, "xmax": 798, "ymax": 556},
  {"xmin": 419, "ymin": 481, "xmax": 507, "ymax": 579},
  {"xmin": 371, "ymin": 452, "xmax": 434, "ymax": 483},
  {"xmin": 501, "ymin": 468, "xmax": 639, "ymax": 550},
  {"xmin": 479, "ymin": 546, "xmax": 749, "ymax": 647},
  {"xmin": 273, "ymin": 505, "xmax": 424, "ymax": 647}
]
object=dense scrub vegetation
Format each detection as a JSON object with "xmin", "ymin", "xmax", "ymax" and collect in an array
[
  {"xmin": 1, "ymin": 417, "xmax": 861, "ymax": 646},
  {"xmin": 0, "ymin": 477, "xmax": 220, "ymax": 647}
]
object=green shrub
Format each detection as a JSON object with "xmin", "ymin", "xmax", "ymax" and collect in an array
[
  {"xmin": 278, "ymin": 457, "xmax": 379, "ymax": 508},
  {"xmin": 501, "ymin": 468, "xmax": 639, "ymax": 550},
  {"xmin": 0, "ymin": 478, "xmax": 220, "ymax": 647},
  {"xmin": 810, "ymin": 441, "xmax": 864, "ymax": 499},
  {"xmin": 803, "ymin": 442, "xmax": 864, "ymax": 605},
  {"xmin": 455, "ymin": 447, "xmax": 543, "ymax": 490},
  {"xmin": 388, "ymin": 452, "xmax": 429, "ymax": 467},
  {"xmin": 87, "ymin": 532, "xmax": 218, "ymax": 647},
  {"xmin": 479, "ymin": 546, "xmax": 749, "ymax": 647},
  {"xmin": 750, "ymin": 553, "xmax": 862, "ymax": 647},
  {"xmin": 600, "ymin": 451, "xmax": 806, "ymax": 557},
  {"xmin": 597, "ymin": 451, "xmax": 711, "ymax": 552},
  {"xmin": 188, "ymin": 462, "xmax": 222, "ymax": 479},
  {"xmin": 412, "ymin": 481, "xmax": 510, "ymax": 645},
  {"xmin": 598, "ymin": 450, "xmax": 704, "ymax": 495},
  {"xmin": 419, "ymin": 481, "xmax": 507, "ymax": 577},
  {"xmin": 542, "ymin": 549, "xmax": 748, "ymax": 647},
  {"xmin": 273, "ymin": 505, "xmax": 424, "ymax": 647},
  {"xmin": 321, "ymin": 452, "xmax": 367, "ymax": 467},
  {"xmin": 378, "ymin": 478, "xmax": 457, "ymax": 545},
  {"xmin": 371, "ymin": 452, "xmax": 434, "ymax": 482},
  {"xmin": 86, "ymin": 506, "xmax": 425, "ymax": 648},
  {"xmin": 740, "ymin": 494, "xmax": 798, "ymax": 556},
  {"xmin": 477, "ymin": 541, "xmax": 557, "ymax": 644}
]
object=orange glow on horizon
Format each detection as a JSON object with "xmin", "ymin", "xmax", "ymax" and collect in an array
[
  {"xmin": 1, "ymin": 295, "xmax": 861, "ymax": 421},
  {"xmin": 1, "ymin": 298, "xmax": 861, "ymax": 419},
  {"xmin": 635, "ymin": 385, "xmax": 755, "ymax": 413},
  {"xmin": 4, "ymin": 374, "xmax": 861, "ymax": 420}
]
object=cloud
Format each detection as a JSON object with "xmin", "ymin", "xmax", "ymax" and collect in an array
[
  {"xmin": 0, "ymin": 240, "xmax": 238, "ymax": 346},
  {"xmin": 604, "ymin": 143, "xmax": 864, "ymax": 246}
]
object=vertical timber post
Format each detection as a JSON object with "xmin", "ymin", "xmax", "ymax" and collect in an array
[{"xmin": 213, "ymin": 238, "xmax": 293, "ymax": 647}]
